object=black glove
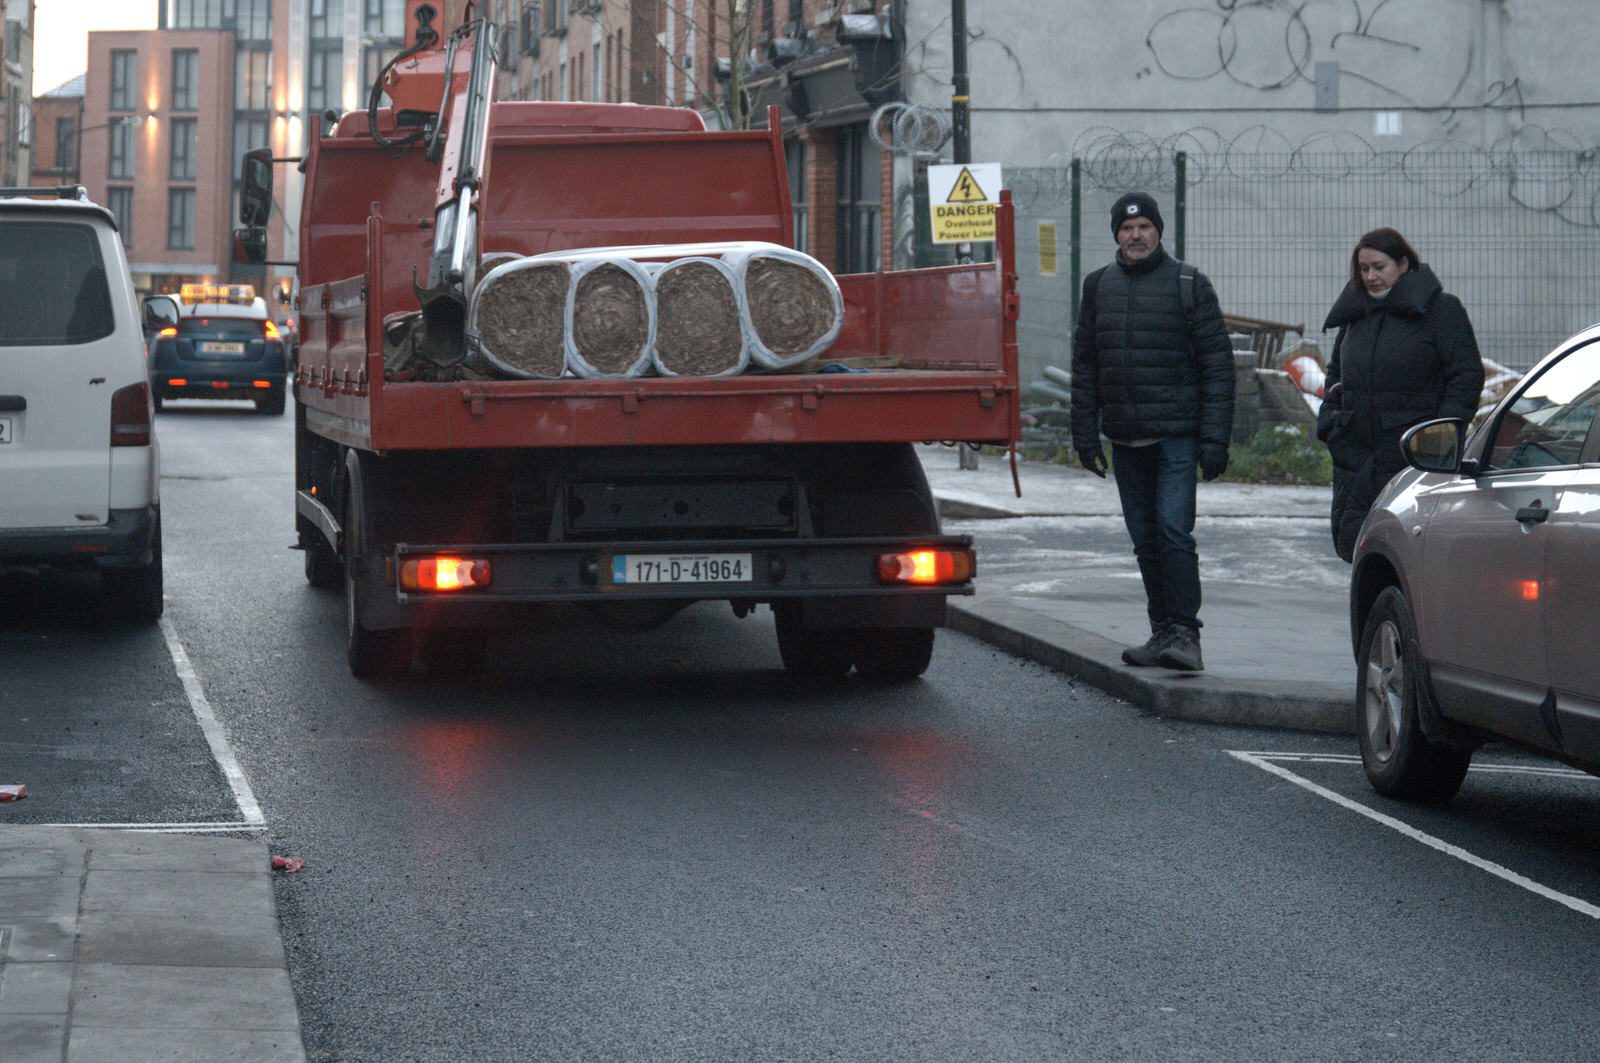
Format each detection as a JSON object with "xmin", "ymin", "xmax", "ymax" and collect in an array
[
  {"xmin": 1199, "ymin": 443, "xmax": 1229, "ymax": 482},
  {"xmin": 1077, "ymin": 445, "xmax": 1108, "ymax": 478}
]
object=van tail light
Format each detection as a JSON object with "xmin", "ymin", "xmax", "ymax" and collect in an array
[
  {"xmin": 876, "ymin": 547, "xmax": 975, "ymax": 585},
  {"xmin": 264, "ymin": 320, "xmax": 281, "ymax": 339},
  {"xmin": 110, "ymin": 382, "xmax": 152, "ymax": 447},
  {"xmin": 400, "ymin": 556, "xmax": 492, "ymax": 592}
]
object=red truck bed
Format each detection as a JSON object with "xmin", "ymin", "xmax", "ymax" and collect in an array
[{"xmin": 290, "ymin": 103, "xmax": 1018, "ymax": 454}]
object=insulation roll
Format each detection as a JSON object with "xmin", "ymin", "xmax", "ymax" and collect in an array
[
  {"xmin": 722, "ymin": 247, "xmax": 843, "ymax": 369},
  {"xmin": 565, "ymin": 258, "xmax": 655, "ymax": 378},
  {"xmin": 467, "ymin": 259, "xmax": 571, "ymax": 379},
  {"xmin": 649, "ymin": 257, "xmax": 748, "ymax": 377}
]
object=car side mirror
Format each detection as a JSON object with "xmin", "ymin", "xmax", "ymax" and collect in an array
[
  {"xmin": 232, "ymin": 228, "xmax": 268, "ymax": 265},
  {"xmin": 1401, "ymin": 418, "xmax": 1467, "ymax": 474},
  {"xmin": 240, "ymin": 147, "xmax": 273, "ymax": 227},
  {"xmin": 141, "ymin": 295, "xmax": 179, "ymax": 329}
]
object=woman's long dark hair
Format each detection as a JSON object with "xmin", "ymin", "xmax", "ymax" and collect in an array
[{"xmin": 1349, "ymin": 228, "xmax": 1420, "ymax": 288}]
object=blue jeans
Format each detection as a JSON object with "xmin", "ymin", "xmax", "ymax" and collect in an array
[{"xmin": 1111, "ymin": 437, "xmax": 1202, "ymax": 632}]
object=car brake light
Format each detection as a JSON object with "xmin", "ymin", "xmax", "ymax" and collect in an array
[
  {"xmin": 252, "ymin": 380, "xmax": 272, "ymax": 389},
  {"xmin": 158, "ymin": 326, "xmax": 178, "ymax": 337},
  {"xmin": 110, "ymin": 382, "xmax": 152, "ymax": 446},
  {"xmin": 400, "ymin": 556, "xmax": 492, "ymax": 592},
  {"xmin": 168, "ymin": 377, "xmax": 188, "ymax": 386},
  {"xmin": 876, "ymin": 548, "xmax": 975, "ymax": 585},
  {"xmin": 264, "ymin": 321, "xmax": 281, "ymax": 339}
]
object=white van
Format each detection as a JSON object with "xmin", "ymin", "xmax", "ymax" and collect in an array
[{"xmin": 0, "ymin": 186, "xmax": 162, "ymax": 621}]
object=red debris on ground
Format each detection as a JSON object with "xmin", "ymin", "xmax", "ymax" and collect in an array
[
  {"xmin": 271, "ymin": 855, "xmax": 305, "ymax": 873},
  {"xmin": 0, "ymin": 784, "xmax": 26, "ymax": 802}
]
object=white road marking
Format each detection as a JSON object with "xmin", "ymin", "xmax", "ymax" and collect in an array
[
  {"xmin": 1234, "ymin": 750, "xmax": 1592, "ymax": 779},
  {"xmin": 23, "ymin": 820, "xmax": 261, "ymax": 834},
  {"xmin": 1228, "ymin": 750, "xmax": 1600, "ymax": 921},
  {"xmin": 159, "ymin": 615, "xmax": 266, "ymax": 827}
]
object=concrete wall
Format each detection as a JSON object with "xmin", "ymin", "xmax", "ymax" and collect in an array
[{"xmin": 903, "ymin": 0, "xmax": 1600, "ymax": 163}]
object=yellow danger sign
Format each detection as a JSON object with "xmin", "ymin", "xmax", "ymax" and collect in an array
[{"xmin": 927, "ymin": 162, "xmax": 1002, "ymax": 244}]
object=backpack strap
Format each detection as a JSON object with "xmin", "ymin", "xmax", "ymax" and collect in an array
[{"xmin": 1177, "ymin": 261, "xmax": 1197, "ymax": 332}]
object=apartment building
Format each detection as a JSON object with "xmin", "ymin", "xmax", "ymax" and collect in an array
[{"xmin": 2, "ymin": 0, "xmax": 36, "ymax": 186}]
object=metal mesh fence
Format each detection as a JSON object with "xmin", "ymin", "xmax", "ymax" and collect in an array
[{"xmin": 1006, "ymin": 148, "xmax": 1600, "ymax": 392}]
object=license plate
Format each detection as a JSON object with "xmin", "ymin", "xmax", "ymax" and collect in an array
[
  {"xmin": 0, "ymin": 417, "xmax": 10, "ymax": 444},
  {"xmin": 201, "ymin": 341, "xmax": 245, "ymax": 355},
  {"xmin": 611, "ymin": 553, "xmax": 752, "ymax": 585}
]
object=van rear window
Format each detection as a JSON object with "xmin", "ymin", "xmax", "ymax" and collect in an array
[{"xmin": 0, "ymin": 222, "xmax": 115, "ymax": 346}]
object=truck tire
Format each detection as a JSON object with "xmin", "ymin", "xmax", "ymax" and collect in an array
[
  {"xmin": 774, "ymin": 603, "xmax": 854, "ymax": 678},
  {"xmin": 854, "ymin": 627, "xmax": 934, "ymax": 680},
  {"xmin": 102, "ymin": 518, "xmax": 164, "ymax": 625},
  {"xmin": 1357, "ymin": 586, "xmax": 1471, "ymax": 803},
  {"xmin": 344, "ymin": 476, "xmax": 409, "ymax": 677}
]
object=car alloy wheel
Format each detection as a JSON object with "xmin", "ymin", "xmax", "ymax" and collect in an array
[{"xmin": 1363, "ymin": 617, "xmax": 1404, "ymax": 764}]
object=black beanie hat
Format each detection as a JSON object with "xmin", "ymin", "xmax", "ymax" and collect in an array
[{"xmin": 1111, "ymin": 192, "xmax": 1164, "ymax": 237}]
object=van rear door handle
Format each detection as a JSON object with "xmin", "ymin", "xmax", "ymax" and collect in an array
[
  {"xmin": 1515, "ymin": 505, "xmax": 1549, "ymax": 524},
  {"xmin": 0, "ymin": 396, "xmax": 25, "ymax": 411}
]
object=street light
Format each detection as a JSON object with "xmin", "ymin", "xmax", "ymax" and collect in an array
[{"xmin": 69, "ymin": 112, "xmax": 151, "ymax": 185}]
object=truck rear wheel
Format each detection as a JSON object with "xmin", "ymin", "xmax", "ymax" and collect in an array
[
  {"xmin": 854, "ymin": 627, "xmax": 934, "ymax": 680},
  {"xmin": 344, "ymin": 482, "xmax": 409, "ymax": 677},
  {"xmin": 774, "ymin": 603, "xmax": 854, "ymax": 678}
]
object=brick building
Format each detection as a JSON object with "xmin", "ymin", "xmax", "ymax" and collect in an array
[
  {"xmin": 29, "ymin": 75, "xmax": 82, "ymax": 187},
  {"xmin": 2, "ymin": 0, "xmax": 36, "ymax": 187}
]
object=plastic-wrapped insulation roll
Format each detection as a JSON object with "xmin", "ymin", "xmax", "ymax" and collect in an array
[
  {"xmin": 478, "ymin": 251, "xmax": 520, "ymax": 279},
  {"xmin": 721, "ymin": 247, "xmax": 843, "ymax": 369},
  {"xmin": 467, "ymin": 259, "xmax": 571, "ymax": 379},
  {"xmin": 649, "ymin": 257, "xmax": 747, "ymax": 377},
  {"xmin": 565, "ymin": 258, "xmax": 655, "ymax": 378}
]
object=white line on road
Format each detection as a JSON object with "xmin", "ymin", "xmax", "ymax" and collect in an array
[
  {"xmin": 22, "ymin": 820, "xmax": 261, "ymax": 834},
  {"xmin": 159, "ymin": 615, "xmax": 266, "ymax": 827},
  {"xmin": 1233, "ymin": 750, "xmax": 1592, "ymax": 779},
  {"xmin": 1228, "ymin": 750, "xmax": 1600, "ymax": 921}
]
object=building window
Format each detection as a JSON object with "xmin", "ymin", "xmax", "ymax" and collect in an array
[
  {"xmin": 787, "ymin": 138, "xmax": 808, "ymax": 254},
  {"xmin": 171, "ymin": 49, "xmax": 199, "ymax": 111},
  {"xmin": 236, "ymin": 48, "xmax": 272, "ymax": 111},
  {"xmin": 835, "ymin": 124, "xmax": 880, "ymax": 273},
  {"xmin": 110, "ymin": 51, "xmax": 137, "ymax": 111},
  {"xmin": 168, "ymin": 188, "xmax": 196, "ymax": 250},
  {"xmin": 233, "ymin": 115, "xmax": 270, "ymax": 181},
  {"xmin": 310, "ymin": 0, "xmax": 344, "ymax": 38},
  {"xmin": 365, "ymin": 0, "xmax": 404, "ymax": 37},
  {"xmin": 170, "ymin": 118, "xmax": 197, "ymax": 180},
  {"xmin": 166, "ymin": 0, "xmax": 225, "ymax": 29},
  {"xmin": 109, "ymin": 121, "xmax": 135, "ymax": 180},
  {"xmin": 107, "ymin": 187, "xmax": 133, "ymax": 248},
  {"xmin": 236, "ymin": 0, "xmax": 272, "ymax": 40},
  {"xmin": 308, "ymin": 47, "xmax": 342, "ymax": 114},
  {"xmin": 54, "ymin": 116, "xmax": 76, "ymax": 173}
]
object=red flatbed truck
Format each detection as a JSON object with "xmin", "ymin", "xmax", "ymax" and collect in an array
[{"xmin": 243, "ymin": 14, "xmax": 1018, "ymax": 678}]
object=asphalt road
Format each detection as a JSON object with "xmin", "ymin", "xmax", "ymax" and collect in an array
[{"xmin": 4, "ymin": 401, "xmax": 1600, "ymax": 1060}]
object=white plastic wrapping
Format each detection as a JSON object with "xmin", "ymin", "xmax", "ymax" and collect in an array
[{"xmin": 467, "ymin": 257, "xmax": 572, "ymax": 379}]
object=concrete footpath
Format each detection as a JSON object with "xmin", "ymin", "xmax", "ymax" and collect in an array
[
  {"xmin": 923, "ymin": 445, "xmax": 1357, "ymax": 736},
  {"xmin": 0, "ymin": 827, "xmax": 303, "ymax": 1062}
]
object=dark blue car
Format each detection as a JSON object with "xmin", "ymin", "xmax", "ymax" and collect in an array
[{"xmin": 147, "ymin": 298, "xmax": 289, "ymax": 415}]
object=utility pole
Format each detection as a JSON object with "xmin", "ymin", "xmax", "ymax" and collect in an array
[{"xmin": 952, "ymin": 0, "xmax": 979, "ymax": 470}]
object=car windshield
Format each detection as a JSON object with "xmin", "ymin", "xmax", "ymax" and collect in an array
[
  {"xmin": 0, "ymin": 220, "xmax": 114, "ymax": 347},
  {"xmin": 179, "ymin": 316, "xmax": 265, "ymax": 337}
]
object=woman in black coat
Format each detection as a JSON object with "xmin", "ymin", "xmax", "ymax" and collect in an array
[{"xmin": 1316, "ymin": 228, "xmax": 1484, "ymax": 561}]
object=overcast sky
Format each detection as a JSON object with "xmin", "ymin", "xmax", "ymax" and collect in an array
[{"xmin": 33, "ymin": 0, "xmax": 159, "ymax": 97}]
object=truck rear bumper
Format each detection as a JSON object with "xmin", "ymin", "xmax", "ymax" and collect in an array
[{"xmin": 356, "ymin": 534, "xmax": 973, "ymax": 629}]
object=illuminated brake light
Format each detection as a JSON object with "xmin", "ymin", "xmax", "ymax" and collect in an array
[
  {"xmin": 158, "ymin": 326, "xmax": 178, "ymax": 337},
  {"xmin": 264, "ymin": 320, "xmax": 281, "ymax": 339},
  {"xmin": 110, "ymin": 382, "xmax": 152, "ymax": 446},
  {"xmin": 167, "ymin": 377, "xmax": 188, "ymax": 386},
  {"xmin": 1521, "ymin": 580, "xmax": 1540, "ymax": 601},
  {"xmin": 400, "ymin": 556, "xmax": 492, "ymax": 592},
  {"xmin": 252, "ymin": 379, "xmax": 272, "ymax": 389},
  {"xmin": 876, "ymin": 548, "xmax": 975, "ymax": 585}
]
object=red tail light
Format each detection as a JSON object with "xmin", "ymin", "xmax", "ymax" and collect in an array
[
  {"xmin": 264, "ymin": 320, "xmax": 281, "ymax": 339},
  {"xmin": 110, "ymin": 381, "xmax": 152, "ymax": 446},
  {"xmin": 400, "ymin": 556, "xmax": 492, "ymax": 592},
  {"xmin": 876, "ymin": 548, "xmax": 975, "ymax": 585}
]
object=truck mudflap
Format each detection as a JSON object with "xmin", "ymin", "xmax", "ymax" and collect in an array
[{"xmin": 377, "ymin": 533, "xmax": 974, "ymax": 609}]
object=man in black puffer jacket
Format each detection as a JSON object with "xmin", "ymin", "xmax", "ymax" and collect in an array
[{"xmin": 1071, "ymin": 192, "xmax": 1235, "ymax": 672}]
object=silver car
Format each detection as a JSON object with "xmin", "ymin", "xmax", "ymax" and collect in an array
[{"xmin": 1351, "ymin": 324, "xmax": 1600, "ymax": 802}]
